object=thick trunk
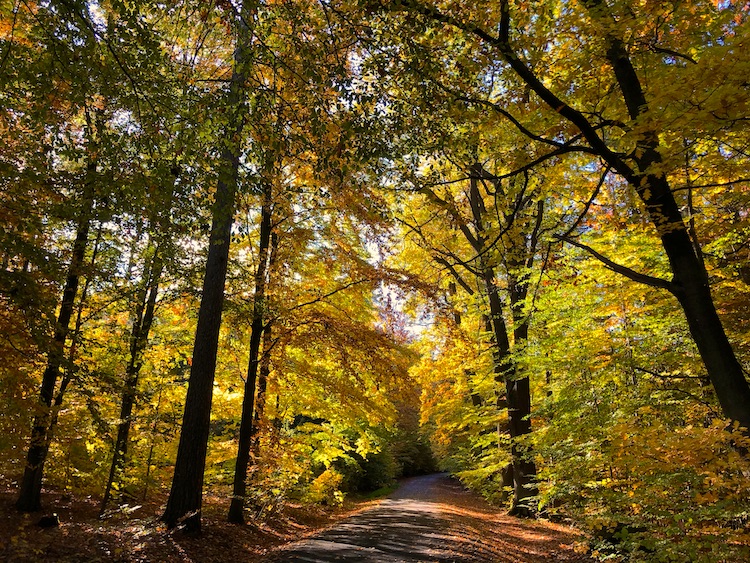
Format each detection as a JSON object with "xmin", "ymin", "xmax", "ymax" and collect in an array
[
  {"xmin": 584, "ymin": 0, "xmax": 750, "ymax": 429},
  {"xmin": 482, "ymin": 267, "xmax": 536, "ymax": 514},
  {"xmin": 162, "ymin": 11, "xmax": 252, "ymax": 530},
  {"xmin": 228, "ymin": 181, "xmax": 273, "ymax": 524},
  {"xmin": 16, "ymin": 165, "xmax": 95, "ymax": 513},
  {"xmin": 506, "ymin": 301, "xmax": 537, "ymax": 514},
  {"xmin": 162, "ymin": 163, "xmax": 237, "ymax": 532},
  {"xmin": 672, "ymin": 259, "xmax": 750, "ymax": 428},
  {"xmin": 503, "ymin": 198, "xmax": 544, "ymax": 513}
]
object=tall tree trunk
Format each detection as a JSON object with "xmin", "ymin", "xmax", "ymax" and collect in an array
[
  {"xmin": 417, "ymin": 166, "xmax": 539, "ymax": 514},
  {"xmin": 468, "ymin": 171, "xmax": 537, "ymax": 515},
  {"xmin": 480, "ymin": 264, "xmax": 536, "ymax": 514},
  {"xmin": 162, "ymin": 7, "xmax": 253, "ymax": 532},
  {"xmin": 228, "ymin": 177, "xmax": 274, "ymax": 524},
  {"xmin": 101, "ymin": 168, "xmax": 177, "ymax": 514},
  {"xmin": 503, "ymin": 197, "xmax": 545, "ymax": 514},
  {"xmin": 505, "ymin": 274, "xmax": 537, "ymax": 515},
  {"xmin": 16, "ymin": 163, "xmax": 95, "ymax": 512},
  {"xmin": 250, "ymin": 231, "xmax": 278, "ymax": 468},
  {"xmin": 592, "ymin": 10, "xmax": 750, "ymax": 429},
  {"xmin": 100, "ymin": 243, "xmax": 165, "ymax": 513},
  {"xmin": 251, "ymin": 320, "xmax": 273, "ymax": 460}
]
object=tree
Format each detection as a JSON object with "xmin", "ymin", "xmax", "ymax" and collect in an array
[
  {"xmin": 101, "ymin": 164, "xmax": 179, "ymax": 513},
  {"xmin": 15, "ymin": 149, "xmax": 96, "ymax": 512},
  {"xmin": 397, "ymin": 161, "xmax": 544, "ymax": 514},
  {"xmin": 162, "ymin": 1, "xmax": 255, "ymax": 532},
  {"xmin": 387, "ymin": 0, "xmax": 750, "ymax": 430},
  {"xmin": 227, "ymin": 162, "xmax": 274, "ymax": 523}
]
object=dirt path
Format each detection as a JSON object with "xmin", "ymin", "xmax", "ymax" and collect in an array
[{"xmin": 260, "ymin": 473, "xmax": 593, "ymax": 562}]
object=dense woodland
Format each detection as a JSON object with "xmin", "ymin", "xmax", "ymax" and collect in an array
[{"xmin": 2, "ymin": 0, "xmax": 750, "ymax": 561}]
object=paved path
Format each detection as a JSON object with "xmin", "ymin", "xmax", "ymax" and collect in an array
[{"xmin": 260, "ymin": 473, "xmax": 591, "ymax": 563}]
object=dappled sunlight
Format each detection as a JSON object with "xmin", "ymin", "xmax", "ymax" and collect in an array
[{"xmin": 261, "ymin": 474, "xmax": 591, "ymax": 562}]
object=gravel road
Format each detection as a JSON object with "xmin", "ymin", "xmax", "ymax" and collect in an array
[{"xmin": 260, "ymin": 473, "xmax": 592, "ymax": 563}]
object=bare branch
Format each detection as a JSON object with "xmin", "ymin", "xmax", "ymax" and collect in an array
[
  {"xmin": 271, "ymin": 278, "xmax": 371, "ymax": 322},
  {"xmin": 557, "ymin": 235, "xmax": 674, "ymax": 291},
  {"xmin": 393, "ymin": 0, "xmax": 641, "ymax": 186},
  {"xmin": 434, "ymin": 256, "xmax": 476, "ymax": 295}
]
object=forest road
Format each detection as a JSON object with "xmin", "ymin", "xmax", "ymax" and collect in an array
[{"xmin": 259, "ymin": 473, "xmax": 592, "ymax": 563}]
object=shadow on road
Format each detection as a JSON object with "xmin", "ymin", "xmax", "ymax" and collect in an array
[{"xmin": 261, "ymin": 473, "xmax": 590, "ymax": 563}]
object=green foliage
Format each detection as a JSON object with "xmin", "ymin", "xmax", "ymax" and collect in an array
[
  {"xmin": 304, "ymin": 468, "xmax": 346, "ymax": 506},
  {"xmin": 3, "ymin": 1, "xmax": 750, "ymax": 559}
]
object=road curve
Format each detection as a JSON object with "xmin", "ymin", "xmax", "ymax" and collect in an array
[{"xmin": 260, "ymin": 473, "xmax": 592, "ymax": 563}]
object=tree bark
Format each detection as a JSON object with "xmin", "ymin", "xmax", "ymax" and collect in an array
[
  {"xmin": 162, "ymin": 6, "xmax": 253, "ymax": 532},
  {"xmin": 468, "ymin": 171, "xmax": 537, "ymax": 515},
  {"xmin": 581, "ymin": 0, "xmax": 750, "ymax": 430},
  {"xmin": 100, "ymin": 242, "xmax": 165, "ymax": 512},
  {"xmin": 16, "ymin": 163, "xmax": 95, "ymax": 512},
  {"xmin": 228, "ymin": 177, "xmax": 273, "ymax": 524},
  {"xmin": 249, "ymin": 232, "xmax": 278, "ymax": 467},
  {"xmin": 101, "ymin": 168, "xmax": 177, "ymax": 514}
]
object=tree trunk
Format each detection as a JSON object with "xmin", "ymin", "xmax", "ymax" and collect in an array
[
  {"xmin": 582, "ymin": 0, "xmax": 750, "ymax": 429},
  {"xmin": 228, "ymin": 178, "xmax": 273, "ymax": 524},
  {"xmin": 249, "ymin": 232, "xmax": 278, "ymax": 467},
  {"xmin": 481, "ymin": 265, "xmax": 537, "ymax": 515},
  {"xmin": 101, "ymin": 168, "xmax": 177, "ymax": 514},
  {"xmin": 16, "ymin": 163, "xmax": 95, "ymax": 512},
  {"xmin": 505, "ymin": 294, "xmax": 537, "ymax": 515},
  {"xmin": 251, "ymin": 319, "xmax": 273, "ymax": 460},
  {"xmin": 468, "ymin": 172, "xmax": 537, "ymax": 515},
  {"xmin": 478, "ymin": 0, "xmax": 750, "ymax": 430},
  {"xmin": 101, "ymin": 243, "xmax": 165, "ymax": 513},
  {"xmin": 162, "ymin": 7, "xmax": 253, "ymax": 532}
]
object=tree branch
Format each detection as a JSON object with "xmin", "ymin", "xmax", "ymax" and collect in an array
[
  {"xmin": 392, "ymin": 0, "xmax": 642, "ymax": 186},
  {"xmin": 556, "ymin": 235, "xmax": 674, "ymax": 291},
  {"xmin": 557, "ymin": 164, "xmax": 611, "ymax": 241},
  {"xmin": 634, "ymin": 366, "xmax": 704, "ymax": 380},
  {"xmin": 434, "ymin": 256, "xmax": 476, "ymax": 295}
]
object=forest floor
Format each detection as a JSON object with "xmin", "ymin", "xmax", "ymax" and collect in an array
[{"xmin": 0, "ymin": 474, "xmax": 594, "ymax": 562}]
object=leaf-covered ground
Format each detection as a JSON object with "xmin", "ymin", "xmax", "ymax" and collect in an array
[
  {"xmin": 0, "ymin": 486, "xmax": 367, "ymax": 562},
  {"xmin": 1, "ymin": 475, "xmax": 593, "ymax": 562}
]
